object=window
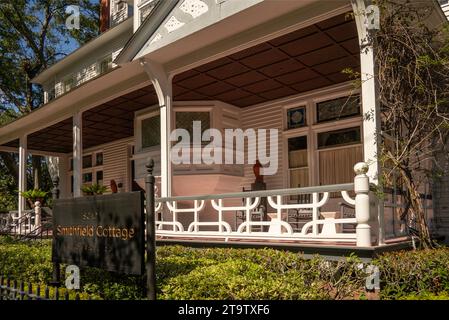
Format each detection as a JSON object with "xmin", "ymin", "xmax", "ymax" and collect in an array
[
  {"xmin": 95, "ymin": 152, "xmax": 103, "ymax": 166},
  {"xmin": 317, "ymin": 127, "xmax": 361, "ymax": 149},
  {"xmin": 288, "ymin": 136, "xmax": 309, "ymax": 189},
  {"xmin": 318, "ymin": 127, "xmax": 363, "ymax": 186},
  {"xmin": 175, "ymin": 112, "xmax": 210, "ymax": 143},
  {"xmin": 99, "ymin": 56, "xmax": 113, "ymax": 74},
  {"xmin": 115, "ymin": 0, "xmax": 126, "ymax": 11},
  {"xmin": 317, "ymin": 95, "xmax": 360, "ymax": 123},
  {"xmin": 141, "ymin": 115, "xmax": 160, "ymax": 149},
  {"xmin": 83, "ymin": 173, "xmax": 93, "ymax": 183},
  {"xmin": 286, "ymin": 106, "xmax": 306, "ymax": 129},
  {"xmin": 63, "ymin": 76, "xmax": 74, "ymax": 93},
  {"xmin": 96, "ymin": 171, "xmax": 104, "ymax": 186},
  {"xmin": 47, "ymin": 87, "xmax": 56, "ymax": 102},
  {"xmin": 82, "ymin": 155, "xmax": 92, "ymax": 169}
]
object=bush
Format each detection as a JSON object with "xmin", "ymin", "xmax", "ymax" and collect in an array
[
  {"xmin": 1, "ymin": 238, "xmax": 448, "ymax": 300},
  {"xmin": 160, "ymin": 259, "xmax": 329, "ymax": 300},
  {"xmin": 374, "ymin": 248, "xmax": 449, "ymax": 299}
]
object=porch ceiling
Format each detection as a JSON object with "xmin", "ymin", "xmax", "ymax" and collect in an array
[
  {"xmin": 172, "ymin": 12, "xmax": 360, "ymax": 107},
  {"xmin": 3, "ymin": 86, "xmax": 158, "ymax": 154}
]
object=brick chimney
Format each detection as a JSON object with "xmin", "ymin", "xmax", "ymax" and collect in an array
[{"xmin": 100, "ymin": 0, "xmax": 110, "ymax": 33}]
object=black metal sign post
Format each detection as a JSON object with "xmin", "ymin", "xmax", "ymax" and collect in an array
[
  {"xmin": 145, "ymin": 159, "xmax": 157, "ymax": 300},
  {"xmin": 50, "ymin": 177, "xmax": 61, "ymax": 287}
]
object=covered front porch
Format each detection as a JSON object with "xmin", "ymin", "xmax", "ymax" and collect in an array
[{"xmin": 0, "ymin": 0, "xmax": 414, "ymax": 247}]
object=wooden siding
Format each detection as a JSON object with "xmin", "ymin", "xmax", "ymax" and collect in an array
[
  {"xmin": 103, "ymin": 139, "xmax": 131, "ymax": 192},
  {"xmin": 241, "ymin": 103, "xmax": 284, "ymax": 190}
]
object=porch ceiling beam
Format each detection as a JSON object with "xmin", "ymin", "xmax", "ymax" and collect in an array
[{"xmin": 0, "ymin": 146, "xmax": 67, "ymax": 158}]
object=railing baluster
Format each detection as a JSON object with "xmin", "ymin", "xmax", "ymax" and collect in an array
[
  {"xmin": 172, "ymin": 201, "xmax": 177, "ymax": 232},
  {"xmin": 64, "ymin": 291, "xmax": 69, "ymax": 300},
  {"xmin": 37, "ymin": 284, "xmax": 41, "ymax": 300},
  {"xmin": 312, "ymin": 193, "xmax": 319, "ymax": 236},
  {"xmin": 246, "ymin": 197, "xmax": 252, "ymax": 234},
  {"xmin": 218, "ymin": 199, "xmax": 223, "ymax": 233},
  {"xmin": 194, "ymin": 200, "xmax": 199, "ymax": 232},
  {"xmin": 44, "ymin": 286, "xmax": 49, "ymax": 299}
]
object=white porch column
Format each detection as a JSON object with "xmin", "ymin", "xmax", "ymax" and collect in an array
[
  {"xmin": 351, "ymin": 0, "xmax": 385, "ymax": 245},
  {"xmin": 73, "ymin": 112, "xmax": 83, "ymax": 198},
  {"xmin": 18, "ymin": 135, "xmax": 28, "ymax": 217},
  {"xmin": 140, "ymin": 58, "xmax": 173, "ymax": 197}
]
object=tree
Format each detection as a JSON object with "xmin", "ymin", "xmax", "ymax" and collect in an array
[
  {"xmin": 349, "ymin": 0, "xmax": 449, "ymax": 247},
  {"xmin": 0, "ymin": 0, "xmax": 99, "ymax": 196}
]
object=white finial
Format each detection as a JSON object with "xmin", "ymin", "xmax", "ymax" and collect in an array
[{"xmin": 354, "ymin": 162, "xmax": 369, "ymax": 175}]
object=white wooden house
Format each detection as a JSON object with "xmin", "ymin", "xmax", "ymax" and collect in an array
[{"xmin": 0, "ymin": 0, "xmax": 447, "ymax": 249}]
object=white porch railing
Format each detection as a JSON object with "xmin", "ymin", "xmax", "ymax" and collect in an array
[{"xmin": 155, "ymin": 163, "xmax": 374, "ymax": 246}]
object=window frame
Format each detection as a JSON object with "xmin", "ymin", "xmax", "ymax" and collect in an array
[
  {"xmin": 135, "ymin": 106, "xmax": 161, "ymax": 153},
  {"xmin": 315, "ymin": 95, "xmax": 361, "ymax": 124},
  {"xmin": 174, "ymin": 108, "xmax": 213, "ymax": 145}
]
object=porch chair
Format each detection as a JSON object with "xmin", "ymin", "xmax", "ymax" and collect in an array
[
  {"xmin": 287, "ymin": 184, "xmax": 313, "ymax": 232},
  {"xmin": 235, "ymin": 187, "xmax": 266, "ymax": 232}
]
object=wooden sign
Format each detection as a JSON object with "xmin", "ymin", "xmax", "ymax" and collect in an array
[{"xmin": 52, "ymin": 192, "xmax": 145, "ymax": 275}]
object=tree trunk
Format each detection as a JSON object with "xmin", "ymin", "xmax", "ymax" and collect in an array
[{"xmin": 399, "ymin": 168, "xmax": 433, "ymax": 248}]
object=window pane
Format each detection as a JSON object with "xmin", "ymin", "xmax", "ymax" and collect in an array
[
  {"xmin": 317, "ymin": 96, "xmax": 360, "ymax": 123},
  {"xmin": 96, "ymin": 171, "xmax": 103, "ymax": 185},
  {"xmin": 288, "ymin": 136, "xmax": 308, "ymax": 189},
  {"xmin": 100, "ymin": 56, "xmax": 113, "ymax": 74},
  {"xmin": 82, "ymin": 155, "xmax": 92, "ymax": 169},
  {"xmin": 96, "ymin": 153, "xmax": 103, "ymax": 166},
  {"xmin": 318, "ymin": 127, "xmax": 361, "ymax": 149},
  {"xmin": 141, "ymin": 116, "xmax": 160, "ymax": 148},
  {"xmin": 64, "ymin": 77, "xmax": 74, "ymax": 93},
  {"xmin": 175, "ymin": 112, "xmax": 210, "ymax": 142},
  {"xmin": 83, "ymin": 172, "xmax": 92, "ymax": 183},
  {"xmin": 287, "ymin": 107, "xmax": 306, "ymax": 129},
  {"xmin": 319, "ymin": 145, "xmax": 363, "ymax": 185}
]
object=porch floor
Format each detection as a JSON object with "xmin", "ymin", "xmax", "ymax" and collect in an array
[{"xmin": 156, "ymin": 236, "xmax": 413, "ymax": 262}]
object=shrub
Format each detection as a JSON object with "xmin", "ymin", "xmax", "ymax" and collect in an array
[
  {"xmin": 159, "ymin": 259, "xmax": 328, "ymax": 300},
  {"xmin": 1, "ymin": 238, "xmax": 448, "ymax": 300},
  {"xmin": 373, "ymin": 248, "xmax": 449, "ymax": 299}
]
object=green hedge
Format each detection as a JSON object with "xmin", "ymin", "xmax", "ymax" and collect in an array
[
  {"xmin": 374, "ymin": 249, "xmax": 449, "ymax": 299},
  {"xmin": 0, "ymin": 237, "xmax": 448, "ymax": 300}
]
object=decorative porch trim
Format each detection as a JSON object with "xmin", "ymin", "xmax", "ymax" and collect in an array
[{"xmin": 155, "ymin": 164, "xmax": 374, "ymax": 246}]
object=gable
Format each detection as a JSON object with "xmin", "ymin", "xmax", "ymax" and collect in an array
[{"xmin": 116, "ymin": 0, "xmax": 263, "ymax": 64}]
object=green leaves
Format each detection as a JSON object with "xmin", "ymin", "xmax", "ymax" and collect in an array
[
  {"xmin": 81, "ymin": 183, "xmax": 108, "ymax": 195},
  {"xmin": 19, "ymin": 188, "xmax": 49, "ymax": 201},
  {"xmin": 1, "ymin": 239, "xmax": 449, "ymax": 300}
]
